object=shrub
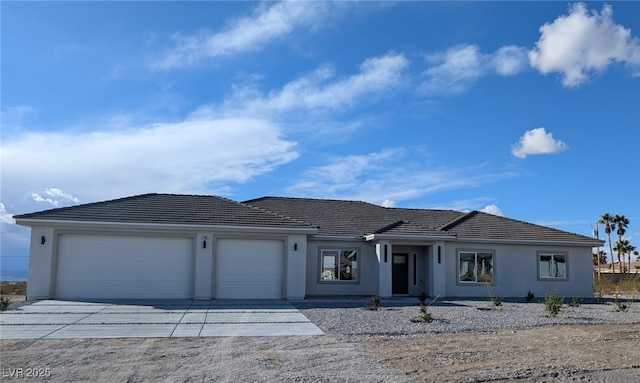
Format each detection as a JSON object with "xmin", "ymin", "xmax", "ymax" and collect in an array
[
  {"xmin": 568, "ymin": 297, "xmax": 582, "ymax": 307},
  {"xmin": 526, "ymin": 290, "xmax": 535, "ymax": 302},
  {"xmin": 483, "ymin": 281, "xmax": 503, "ymax": 309},
  {"xmin": 594, "ymin": 292, "xmax": 603, "ymax": 304},
  {"xmin": 411, "ymin": 295, "xmax": 439, "ymax": 323},
  {"xmin": 417, "ymin": 304, "xmax": 433, "ymax": 323},
  {"xmin": 366, "ymin": 295, "xmax": 380, "ymax": 311},
  {"xmin": 613, "ymin": 295, "xmax": 631, "ymax": 313},
  {"xmin": 0, "ymin": 296, "xmax": 10, "ymax": 311},
  {"xmin": 544, "ymin": 291, "xmax": 563, "ymax": 318}
]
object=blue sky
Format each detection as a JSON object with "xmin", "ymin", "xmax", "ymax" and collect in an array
[{"xmin": 1, "ymin": 1, "xmax": 639, "ymax": 279}]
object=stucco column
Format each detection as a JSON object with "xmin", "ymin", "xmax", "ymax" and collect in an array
[
  {"xmin": 27, "ymin": 227, "xmax": 56, "ymax": 299},
  {"xmin": 432, "ymin": 241, "xmax": 447, "ymax": 297},
  {"xmin": 285, "ymin": 234, "xmax": 307, "ymax": 299},
  {"xmin": 376, "ymin": 241, "xmax": 392, "ymax": 298},
  {"xmin": 194, "ymin": 232, "xmax": 213, "ymax": 299}
]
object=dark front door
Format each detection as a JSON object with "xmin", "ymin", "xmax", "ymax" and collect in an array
[{"xmin": 392, "ymin": 253, "xmax": 409, "ymax": 294}]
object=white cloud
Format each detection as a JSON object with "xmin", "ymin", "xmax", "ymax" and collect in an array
[
  {"xmin": 31, "ymin": 188, "xmax": 80, "ymax": 207},
  {"xmin": 427, "ymin": 198, "xmax": 502, "ymax": 214},
  {"xmin": 1, "ymin": 117, "xmax": 298, "ymax": 204},
  {"xmin": 381, "ymin": 199, "xmax": 396, "ymax": 208},
  {"xmin": 492, "ymin": 46, "xmax": 529, "ymax": 76},
  {"xmin": 529, "ymin": 3, "xmax": 640, "ymax": 87},
  {"xmin": 219, "ymin": 53, "xmax": 409, "ymax": 116},
  {"xmin": 481, "ymin": 204, "xmax": 504, "ymax": 216},
  {"xmin": 422, "ymin": 45, "xmax": 484, "ymax": 95},
  {"xmin": 155, "ymin": 1, "xmax": 330, "ymax": 69},
  {"xmin": 511, "ymin": 127, "xmax": 569, "ymax": 159},
  {"xmin": 0, "ymin": 203, "xmax": 16, "ymax": 224},
  {"xmin": 422, "ymin": 44, "xmax": 528, "ymax": 95},
  {"xmin": 288, "ymin": 149, "xmax": 517, "ymax": 206}
]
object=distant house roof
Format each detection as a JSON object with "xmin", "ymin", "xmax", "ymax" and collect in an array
[
  {"xmin": 14, "ymin": 193, "xmax": 313, "ymax": 230},
  {"xmin": 14, "ymin": 193, "xmax": 602, "ymax": 245}
]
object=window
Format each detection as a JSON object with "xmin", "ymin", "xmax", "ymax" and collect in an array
[
  {"xmin": 538, "ymin": 252, "xmax": 567, "ymax": 279},
  {"xmin": 320, "ymin": 249, "xmax": 358, "ymax": 281},
  {"xmin": 458, "ymin": 250, "xmax": 494, "ymax": 283}
]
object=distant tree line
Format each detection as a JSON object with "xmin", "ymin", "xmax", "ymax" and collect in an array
[{"xmin": 594, "ymin": 214, "xmax": 639, "ymax": 273}]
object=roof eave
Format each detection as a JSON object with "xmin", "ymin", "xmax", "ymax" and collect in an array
[
  {"xmin": 364, "ymin": 233, "xmax": 456, "ymax": 241},
  {"xmin": 363, "ymin": 232, "xmax": 604, "ymax": 247},
  {"xmin": 14, "ymin": 218, "xmax": 318, "ymax": 235},
  {"xmin": 311, "ymin": 235, "xmax": 364, "ymax": 241},
  {"xmin": 454, "ymin": 236, "xmax": 605, "ymax": 247}
]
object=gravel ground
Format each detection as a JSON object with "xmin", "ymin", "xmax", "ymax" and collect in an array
[
  {"xmin": 2, "ymin": 296, "xmax": 639, "ymax": 382},
  {"xmin": 293, "ymin": 296, "xmax": 640, "ymax": 335}
]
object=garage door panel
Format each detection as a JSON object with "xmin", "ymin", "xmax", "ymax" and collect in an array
[
  {"xmin": 56, "ymin": 235, "xmax": 192, "ymax": 299},
  {"xmin": 215, "ymin": 239, "xmax": 284, "ymax": 299}
]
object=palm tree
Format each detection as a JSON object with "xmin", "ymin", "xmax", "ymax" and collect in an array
[
  {"xmin": 592, "ymin": 250, "xmax": 607, "ymax": 267},
  {"xmin": 599, "ymin": 213, "xmax": 616, "ymax": 272},
  {"xmin": 613, "ymin": 215, "xmax": 630, "ymax": 272},
  {"xmin": 614, "ymin": 240, "xmax": 635, "ymax": 274}
]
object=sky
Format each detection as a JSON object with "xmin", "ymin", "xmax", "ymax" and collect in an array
[{"xmin": 1, "ymin": 1, "xmax": 639, "ymax": 279}]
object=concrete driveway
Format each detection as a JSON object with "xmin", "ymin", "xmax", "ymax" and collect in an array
[{"xmin": 0, "ymin": 299, "xmax": 324, "ymax": 339}]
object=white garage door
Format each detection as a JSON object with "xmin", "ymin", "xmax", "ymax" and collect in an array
[
  {"xmin": 55, "ymin": 235, "xmax": 193, "ymax": 299},
  {"xmin": 215, "ymin": 239, "xmax": 284, "ymax": 299}
]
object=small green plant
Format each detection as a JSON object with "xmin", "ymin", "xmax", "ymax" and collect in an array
[
  {"xmin": 594, "ymin": 292, "xmax": 603, "ymax": 304},
  {"xmin": 417, "ymin": 304, "xmax": 433, "ymax": 323},
  {"xmin": 484, "ymin": 281, "xmax": 503, "ymax": 309},
  {"xmin": 366, "ymin": 295, "xmax": 380, "ymax": 311},
  {"xmin": 544, "ymin": 291, "xmax": 563, "ymax": 318},
  {"xmin": 613, "ymin": 295, "xmax": 630, "ymax": 313},
  {"xmin": 412, "ymin": 295, "xmax": 439, "ymax": 323},
  {"xmin": 0, "ymin": 296, "xmax": 11, "ymax": 311},
  {"xmin": 568, "ymin": 297, "xmax": 583, "ymax": 307},
  {"xmin": 526, "ymin": 290, "xmax": 535, "ymax": 302},
  {"xmin": 418, "ymin": 292, "xmax": 428, "ymax": 305}
]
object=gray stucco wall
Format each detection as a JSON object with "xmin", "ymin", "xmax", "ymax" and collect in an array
[
  {"xmin": 444, "ymin": 242, "xmax": 594, "ymax": 298},
  {"xmin": 305, "ymin": 240, "xmax": 378, "ymax": 296}
]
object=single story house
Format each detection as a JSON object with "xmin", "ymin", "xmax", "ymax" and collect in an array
[{"xmin": 14, "ymin": 193, "xmax": 604, "ymax": 300}]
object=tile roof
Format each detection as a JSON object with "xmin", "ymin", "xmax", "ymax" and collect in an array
[
  {"xmin": 243, "ymin": 196, "xmax": 460, "ymax": 236},
  {"xmin": 438, "ymin": 210, "xmax": 597, "ymax": 242},
  {"xmin": 14, "ymin": 193, "xmax": 600, "ymax": 244},
  {"xmin": 245, "ymin": 196, "xmax": 599, "ymax": 244},
  {"xmin": 14, "ymin": 193, "xmax": 313, "ymax": 229}
]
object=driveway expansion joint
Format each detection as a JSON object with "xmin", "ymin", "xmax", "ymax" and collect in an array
[{"xmin": 0, "ymin": 299, "xmax": 324, "ymax": 339}]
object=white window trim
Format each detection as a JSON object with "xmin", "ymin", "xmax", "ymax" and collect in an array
[
  {"xmin": 537, "ymin": 251, "xmax": 569, "ymax": 281},
  {"xmin": 456, "ymin": 249, "xmax": 496, "ymax": 285},
  {"xmin": 318, "ymin": 248, "xmax": 360, "ymax": 284}
]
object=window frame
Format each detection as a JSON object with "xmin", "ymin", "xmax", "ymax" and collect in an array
[
  {"xmin": 318, "ymin": 248, "xmax": 360, "ymax": 283},
  {"xmin": 537, "ymin": 251, "xmax": 569, "ymax": 281},
  {"xmin": 456, "ymin": 249, "xmax": 496, "ymax": 285}
]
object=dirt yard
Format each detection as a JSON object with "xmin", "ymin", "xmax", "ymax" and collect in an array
[
  {"xmin": 366, "ymin": 324, "xmax": 640, "ymax": 382},
  {"xmin": 1, "ymin": 324, "xmax": 638, "ymax": 382},
  {"xmin": 2, "ymin": 293, "xmax": 640, "ymax": 382}
]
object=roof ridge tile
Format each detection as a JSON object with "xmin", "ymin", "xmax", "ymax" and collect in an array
[
  {"xmin": 439, "ymin": 211, "xmax": 477, "ymax": 231},
  {"xmin": 239, "ymin": 201, "xmax": 316, "ymax": 228}
]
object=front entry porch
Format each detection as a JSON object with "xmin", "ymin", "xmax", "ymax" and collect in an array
[{"xmin": 374, "ymin": 241, "xmax": 445, "ymax": 298}]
